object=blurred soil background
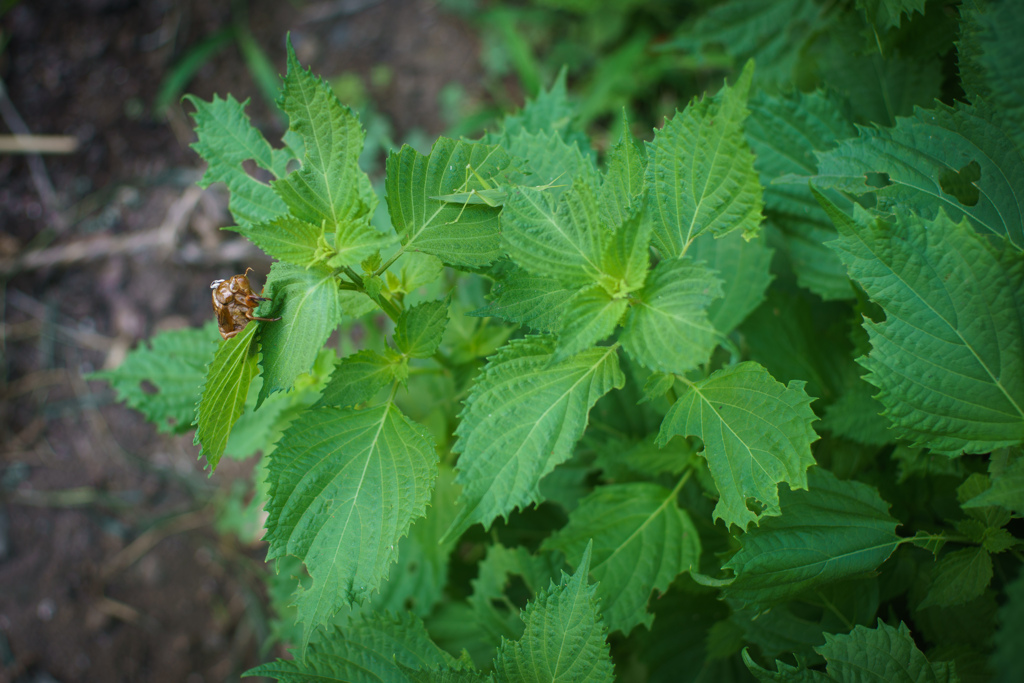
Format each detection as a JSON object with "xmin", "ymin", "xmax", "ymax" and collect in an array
[{"xmin": 0, "ymin": 1, "xmax": 492, "ymax": 681}]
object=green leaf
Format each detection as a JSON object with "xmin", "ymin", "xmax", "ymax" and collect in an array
[
  {"xmin": 386, "ymin": 137, "xmax": 508, "ymax": 267},
  {"xmin": 502, "ymin": 128, "xmax": 597, "ymax": 202},
  {"xmin": 721, "ymin": 469, "xmax": 901, "ymax": 610},
  {"xmin": 657, "ymin": 361, "xmax": 818, "ymax": 530},
  {"xmin": 646, "ymin": 60, "xmax": 763, "ymax": 258},
  {"xmin": 816, "ymin": 620, "xmax": 959, "ymax": 683},
  {"xmin": 256, "ymin": 262, "xmax": 346, "ymax": 407},
  {"xmin": 599, "ymin": 112, "xmax": 647, "ymax": 229},
  {"xmin": 919, "ymin": 547, "xmax": 993, "ymax": 610},
  {"xmin": 620, "ymin": 257, "xmax": 723, "ymax": 375},
  {"xmin": 232, "ymin": 215, "xmax": 322, "ymax": 267},
  {"xmin": 90, "ymin": 322, "xmax": 217, "ymax": 434},
  {"xmin": 812, "ymin": 101, "xmax": 1024, "ymax": 250},
  {"xmin": 396, "ymin": 297, "xmax": 450, "ymax": 359},
  {"xmin": 553, "ymin": 286, "xmax": 628, "ymax": 363},
  {"xmin": 542, "ymin": 482, "xmax": 701, "ymax": 634},
  {"xmin": 271, "ymin": 41, "xmax": 370, "ymax": 229},
  {"xmin": 689, "ymin": 229, "xmax": 773, "ymax": 335},
  {"xmin": 329, "ymin": 215, "xmax": 398, "ymax": 269},
  {"xmin": 991, "ymin": 567, "xmax": 1024, "ymax": 682},
  {"xmin": 821, "ymin": 197, "xmax": 1024, "ymax": 454},
  {"xmin": 959, "ymin": 0, "xmax": 1024, "ymax": 149},
  {"xmin": 962, "ymin": 455, "xmax": 1024, "ymax": 516},
  {"xmin": 316, "ymin": 349, "xmax": 405, "ymax": 408},
  {"xmin": 496, "ymin": 66, "xmax": 583, "ymax": 148},
  {"xmin": 445, "ymin": 337, "xmax": 625, "ymax": 541},
  {"xmin": 264, "ymin": 403, "xmax": 438, "ymax": 646},
  {"xmin": 471, "ymin": 268, "xmax": 575, "ymax": 333},
  {"xmin": 193, "ymin": 322, "xmax": 260, "ymax": 472},
  {"xmin": 857, "ymin": 0, "xmax": 927, "ymax": 31},
  {"xmin": 600, "ymin": 209, "xmax": 653, "ymax": 295},
  {"xmin": 493, "ymin": 542, "xmax": 615, "ymax": 683},
  {"xmin": 502, "ymin": 177, "xmax": 609, "ymax": 289},
  {"xmin": 820, "ymin": 377, "xmax": 893, "ymax": 447},
  {"xmin": 246, "ymin": 612, "xmax": 462, "ymax": 682},
  {"xmin": 184, "ymin": 93, "xmax": 289, "ymax": 228},
  {"xmin": 745, "ymin": 89, "xmax": 856, "ymax": 300}
]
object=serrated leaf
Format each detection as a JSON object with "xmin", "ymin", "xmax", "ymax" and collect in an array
[
  {"xmin": 600, "ymin": 209, "xmax": 652, "ymax": 295},
  {"xmin": 553, "ymin": 286, "xmax": 628, "ymax": 363},
  {"xmin": 232, "ymin": 215, "xmax": 322, "ymax": 267},
  {"xmin": 246, "ymin": 612, "xmax": 461, "ymax": 682},
  {"xmin": 657, "ymin": 361, "xmax": 818, "ymax": 530},
  {"xmin": 471, "ymin": 268, "xmax": 575, "ymax": 333},
  {"xmin": 745, "ymin": 89, "xmax": 856, "ymax": 300},
  {"xmin": 646, "ymin": 60, "xmax": 763, "ymax": 258},
  {"xmin": 962, "ymin": 456, "xmax": 1024, "ymax": 516},
  {"xmin": 271, "ymin": 41, "xmax": 370, "ymax": 229},
  {"xmin": 502, "ymin": 128, "xmax": 597, "ymax": 202},
  {"xmin": 90, "ymin": 321, "xmax": 218, "ymax": 434},
  {"xmin": 391, "ymin": 251, "xmax": 445, "ymax": 297},
  {"xmin": 919, "ymin": 547, "xmax": 993, "ymax": 610},
  {"xmin": 386, "ymin": 137, "xmax": 508, "ymax": 267},
  {"xmin": 620, "ymin": 257, "xmax": 723, "ymax": 375},
  {"xmin": 599, "ymin": 112, "xmax": 647, "ymax": 229},
  {"xmin": 721, "ymin": 469, "xmax": 901, "ymax": 610},
  {"xmin": 256, "ymin": 262, "xmax": 346, "ymax": 407},
  {"xmin": 396, "ymin": 297, "xmax": 450, "ymax": 359},
  {"xmin": 493, "ymin": 543, "xmax": 615, "ymax": 683},
  {"xmin": 316, "ymin": 349, "xmax": 405, "ymax": 408},
  {"xmin": 502, "ymin": 177, "xmax": 610, "ymax": 289},
  {"xmin": 329, "ymin": 215, "xmax": 397, "ymax": 268},
  {"xmin": 821, "ymin": 196, "xmax": 1024, "ymax": 454},
  {"xmin": 817, "ymin": 620, "xmax": 959, "ymax": 683},
  {"xmin": 812, "ymin": 101, "xmax": 1024, "ymax": 250},
  {"xmin": 857, "ymin": 0, "xmax": 927, "ymax": 31},
  {"xmin": 193, "ymin": 322, "xmax": 260, "ymax": 472},
  {"xmin": 264, "ymin": 403, "xmax": 438, "ymax": 646},
  {"xmin": 445, "ymin": 337, "xmax": 625, "ymax": 541},
  {"xmin": 690, "ymin": 229, "xmax": 773, "ymax": 335},
  {"xmin": 820, "ymin": 377, "xmax": 893, "ymax": 447},
  {"xmin": 184, "ymin": 94, "xmax": 289, "ymax": 228},
  {"xmin": 496, "ymin": 66, "xmax": 583, "ymax": 148},
  {"xmin": 542, "ymin": 482, "xmax": 701, "ymax": 634}
]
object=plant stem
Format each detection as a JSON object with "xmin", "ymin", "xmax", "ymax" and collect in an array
[{"xmin": 373, "ymin": 247, "xmax": 404, "ymax": 278}]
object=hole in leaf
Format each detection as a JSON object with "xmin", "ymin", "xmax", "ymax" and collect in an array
[
  {"xmin": 939, "ymin": 160, "xmax": 981, "ymax": 207},
  {"xmin": 505, "ymin": 575, "xmax": 531, "ymax": 610},
  {"xmin": 864, "ymin": 172, "xmax": 891, "ymax": 189},
  {"xmin": 140, "ymin": 380, "xmax": 159, "ymax": 395},
  {"xmin": 286, "ymin": 158, "xmax": 301, "ymax": 174},
  {"xmin": 242, "ymin": 159, "xmax": 274, "ymax": 184}
]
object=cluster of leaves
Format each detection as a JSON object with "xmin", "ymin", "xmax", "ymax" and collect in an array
[{"xmin": 94, "ymin": 0, "xmax": 1024, "ymax": 680}]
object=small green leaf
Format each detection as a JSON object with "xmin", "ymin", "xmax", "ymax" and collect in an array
[
  {"xmin": 821, "ymin": 195, "xmax": 1024, "ymax": 454},
  {"xmin": 193, "ymin": 322, "xmax": 260, "ymax": 472},
  {"xmin": 620, "ymin": 257, "xmax": 723, "ymax": 375},
  {"xmin": 493, "ymin": 542, "xmax": 615, "ymax": 683},
  {"xmin": 245, "ymin": 612, "xmax": 463, "ymax": 681},
  {"xmin": 328, "ymin": 215, "xmax": 397, "ymax": 268},
  {"xmin": 553, "ymin": 285, "xmax": 628, "ymax": 363},
  {"xmin": 600, "ymin": 209, "xmax": 653, "ymax": 295},
  {"xmin": 386, "ymin": 137, "xmax": 509, "ymax": 267},
  {"xmin": 689, "ymin": 229, "xmax": 773, "ymax": 335},
  {"xmin": 816, "ymin": 620, "xmax": 959, "ymax": 683},
  {"xmin": 232, "ymin": 215, "xmax": 322, "ymax": 267},
  {"xmin": 471, "ymin": 268, "xmax": 575, "ymax": 333},
  {"xmin": 599, "ymin": 112, "xmax": 647, "ymax": 229},
  {"xmin": 265, "ymin": 404, "xmax": 438, "ymax": 648},
  {"xmin": 722, "ymin": 469, "xmax": 901, "ymax": 610},
  {"xmin": 256, "ymin": 262, "xmax": 347, "ymax": 407},
  {"xmin": 542, "ymin": 482, "xmax": 701, "ymax": 634},
  {"xmin": 919, "ymin": 547, "xmax": 993, "ymax": 610},
  {"xmin": 184, "ymin": 94, "xmax": 289, "ymax": 228},
  {"xmin": 271, "ymin": 41, "xmax": 370, "ymax": 228},
  {"xmin": 646, "ymin": 61, "xmax": 763, "ymax": 258},
  {"xmin": 396, "ymin": 297, "xmax": 450, "ymax": 358},
  {"xmin": 316, "ymin": 348, "xmax": 405, "ymax": 408},
  {"xmin": 90, "ymin": 322, "xmax": 218, "ymax": 434},
  {"xmin": 658, "ymin": 362, "xmax": 818, "ymax": 530},
  {"xmin": 502, "ymin": 176, "xmax": 610, "ymax": 288},
  {"xmin": 962, "ymin": 455, "xmax": 1024, "ymax": 516},
  {"xmin": 445, "ymin": 337, "xmax": 625, "ymax": 541}
]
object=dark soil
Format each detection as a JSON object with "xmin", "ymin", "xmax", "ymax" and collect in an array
[{"xmin": 0, "ymin": 1, "xmax": 486, "ymax": 681}]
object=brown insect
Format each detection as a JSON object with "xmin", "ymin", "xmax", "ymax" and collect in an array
[{"xmin": 210, "ymin": 268, "xmax": 281, "ymax": 340}]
